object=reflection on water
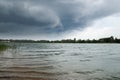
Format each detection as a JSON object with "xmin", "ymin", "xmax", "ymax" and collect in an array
[{"xmin": 0, "ymin": 43, "xmax": 120, "ymax": 80}]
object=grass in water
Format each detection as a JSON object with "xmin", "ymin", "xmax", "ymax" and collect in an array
[{"xmin": 0, "ymin": 44, "xmax": 9, "ymax": 51}]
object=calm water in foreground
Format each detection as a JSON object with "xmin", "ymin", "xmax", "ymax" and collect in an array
[{"xmin": 0, "ymin": 43, "xmax": 120, "ymax": 80}]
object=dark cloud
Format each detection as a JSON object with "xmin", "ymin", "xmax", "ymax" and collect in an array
[
  {"xmin": 0, "ymin": 0, "xmax": 120, "ymax": 39},
  {"xmin": 0, "ymin": 1, "xmax": 61, "ymax": 27}
]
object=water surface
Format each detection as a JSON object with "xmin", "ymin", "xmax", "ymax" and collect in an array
[{"xmin": 0, "ymin": 43, "xmax": 120, "ymax": 80}]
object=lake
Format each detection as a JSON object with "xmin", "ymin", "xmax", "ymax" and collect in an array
[{"xmin": 0, "ymin": 43, "xmax": 120, "ymax": 80}]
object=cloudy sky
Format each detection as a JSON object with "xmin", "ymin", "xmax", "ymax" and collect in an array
[{"xmin": 0, "ymin": 0, "xmax": 120, "ymax": 40}]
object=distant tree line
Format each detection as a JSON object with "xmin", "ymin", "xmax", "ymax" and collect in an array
[{"xmin": 0, "ymin": 36, "xmax": 120, "ymax": 43}]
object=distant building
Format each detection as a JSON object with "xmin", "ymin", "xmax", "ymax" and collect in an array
[{"xmin": 99, "ymin": 36, "xmax": 114, "ymax": 43}]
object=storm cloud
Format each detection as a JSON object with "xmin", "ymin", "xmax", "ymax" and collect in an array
[{"xmin": 0, "ymin": 0, "xmax": 120, "ymax": 39}]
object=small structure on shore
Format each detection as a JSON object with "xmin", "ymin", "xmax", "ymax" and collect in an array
[{"xmin": 99, "ymin": 36, "xmax": 114, "ymax": 43}]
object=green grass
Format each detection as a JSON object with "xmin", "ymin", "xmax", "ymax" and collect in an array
[{"xmin": 0, "ymin": 44, "xmax": 10, "ymax": 51}]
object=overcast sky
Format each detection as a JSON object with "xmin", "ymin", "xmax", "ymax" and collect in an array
[{"xmin": 0, "ymin": 0, "xmax": 120, "ymax": 40}]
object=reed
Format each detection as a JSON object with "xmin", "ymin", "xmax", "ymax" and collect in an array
[{"xmin": 0, "ymin": 44, "xmax": 9, "ymax": 51}]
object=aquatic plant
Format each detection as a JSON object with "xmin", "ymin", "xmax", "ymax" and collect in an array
[{"xmin": 0, "ymin": 44, "xmax": 9, "ymax": 51}]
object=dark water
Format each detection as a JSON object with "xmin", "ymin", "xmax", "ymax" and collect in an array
[{"xmin": 0, "ymin": 43, "xmax": 120, "ymax": 80}]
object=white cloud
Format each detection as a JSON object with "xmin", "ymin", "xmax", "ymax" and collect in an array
[{"xmin": 63, "ymin": 13, "xmax": 120, "ymax": 40}]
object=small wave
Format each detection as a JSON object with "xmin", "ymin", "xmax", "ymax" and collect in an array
[
  {"xmin": 71, "ymin": 53, "xmax": 83, "ymax": 56},
  {"xmin": 79, "ymin": 59, "xmax": 91, "ymax": 62},
  {"xmin": 0, "ymin": 56, "xmax": 44, "ymax": 59},
  {"xmin": 89, "ymin": 76, "xmax": 120, "ymax": 80},
  {"xmin": 0, "ymin": 76, "xmax": 54, "ymax": 80},
  {"xmin": 75, "ymin": 69, "xmax": 104, "ymax": 75},
  {"xmin": 0, "ymin": 69, "xmax": 68, "ymax": 77}
]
